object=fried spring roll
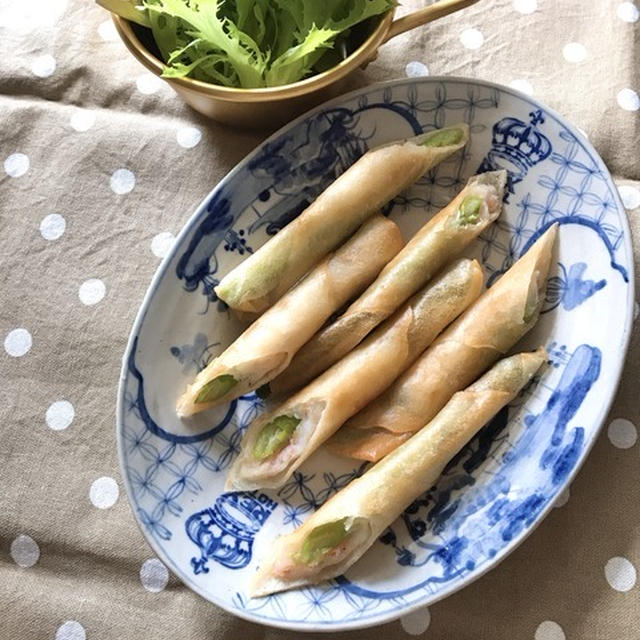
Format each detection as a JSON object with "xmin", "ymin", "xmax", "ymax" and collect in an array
[
  {"xmin": 214, "ymin": 125, "xmax": 470, "ymax": 314},
  {"xmin": 270, "ymin": 170, "xmax": 507, "ymax": 395},
  {"xmin": 250, "ymin": 348, "xmax": 547, "ymax": 596},
  {"xmin": 225, "ymin": 258, "xmax": 484, "ymax": 491},
  {"xmin": 176, "ymin": 216, "xmax": 404, "ymax": 416},
  {"xmin": 328, "ymin": 224, "xmax": 558, "ymax": 462}
]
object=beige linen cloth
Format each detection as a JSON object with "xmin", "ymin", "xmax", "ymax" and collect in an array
[{"xmin": 1, "ymin": 1, "xmax": 639, "ymax": 638}]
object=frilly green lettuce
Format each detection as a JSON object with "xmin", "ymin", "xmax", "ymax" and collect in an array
[{"xmin": 97, "ymin": 0, "xmax": 393, "ymax": 88}]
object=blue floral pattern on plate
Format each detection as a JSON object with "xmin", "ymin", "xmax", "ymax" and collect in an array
[{"xmin": 116, "ymin": 78, "xmax": 634, "ymax": 631}]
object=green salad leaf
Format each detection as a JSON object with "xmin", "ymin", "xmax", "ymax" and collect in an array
[
  {"xmin": 144, "ymin": 0, "xmax": 267, "ymax": 87},
  {"xmin": 97, "ymin": 0, "xmax": 151, "ymax": 27},
  {"xmin": 98, "ymin": 0, "xmax": 393, "ymax": 88}
]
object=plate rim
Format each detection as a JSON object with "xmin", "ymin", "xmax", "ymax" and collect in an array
[{"xmin": 115, "ymin": 75, "xmax": 636, "ymax": 632}]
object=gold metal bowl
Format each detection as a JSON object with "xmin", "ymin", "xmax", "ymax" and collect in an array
[{"xmin": 112, "ymin": 0, "xmax": 478, "ymax": 129}]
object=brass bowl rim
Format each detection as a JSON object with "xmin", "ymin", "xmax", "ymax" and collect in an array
[{"xmin": 112, "ymin": 10, "xmax": 394, "ymax": 102}]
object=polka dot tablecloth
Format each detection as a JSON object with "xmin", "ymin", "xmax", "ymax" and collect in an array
[{"xmin": 1, "ymin": 1, "xmax": 638, "ymax": 639}]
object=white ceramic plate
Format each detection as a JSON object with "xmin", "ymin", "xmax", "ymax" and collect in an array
[{"xmin": 117, "ymin": 77, "xmax": 634, "ymax": 631}]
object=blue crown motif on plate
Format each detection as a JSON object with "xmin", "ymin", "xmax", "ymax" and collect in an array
[
  {"xmin": 186, "ymin": 492, "xmax": 277, "ymax": 574},
  {"xmin": 477, "ymin": 110, "xmax": 552, "ymax": 199}
]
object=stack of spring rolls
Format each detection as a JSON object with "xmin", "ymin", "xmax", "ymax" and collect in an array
[{"xmin": 175, "ymin": 123, "xmax": 558, "ymax": 596}]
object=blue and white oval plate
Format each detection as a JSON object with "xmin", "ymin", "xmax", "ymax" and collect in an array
[{"xmin": 117, "ymin": 77, "xmax": 634, "ymax": 631}]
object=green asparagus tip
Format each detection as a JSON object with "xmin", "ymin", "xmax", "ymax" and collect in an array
[
  {"xmin": 194, "ymin": 374, "xmax": 238, "ymax": 404},
  {"xmin": 422, "ymin": 127, "xmax": 464, "ymax": 148},
  {"xmin": 256, "ymin": 383, "xmax": 271, "ymax": 399},
  {"xmin": 252, "ymin": 414, "xmax": 300, "ymax": 460},
  {"xmin": 296, "ymin": 518, "xmax": 351, "ymax": 566},
  {"xmin": 457, "ymin": 195, "xmax": 483, "ymax": 225}
]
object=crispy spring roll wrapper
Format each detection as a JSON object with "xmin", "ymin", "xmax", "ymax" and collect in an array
[
  {"xmin": 250, "ymin": 348, "xmax": 547, "ymax": 596},
  {"xmin": 175, "ymin": 216, "xmax": 404, "ymax": 416},
  {"xmin": 225, "ymin": 258, "xmax": 484, "ymax": 491},
  {"xmin": 270, "ymin": 169, "xmax": 507, "ymax": 395},
  {"xmin": 328, "ymin": 224, "xmax": 558, "ymax": 462},
  {"xmin": 214, "ymin": 124, "xmax": 469, "ymax": 314}
]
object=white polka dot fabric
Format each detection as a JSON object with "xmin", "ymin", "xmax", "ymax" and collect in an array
[
  {"xmin": 4, "ymin": 152, "xmax": 29, "ymax": 177},
  {"xmin": 605, "ymin": 557, "xmax": 637, "ymax": 592},
  {"xmin": 46, "ymin": 400, "xmax": 75, "ymax": 431},
  {"xmin": 31, "ymin": 53, "xmax": 56, "ymax": 77},
  {"xmin": 459, "ymin": 27, "xmax": 484, "ymax": 50},
  {"xmin": 78, "ymin": 278, "xmax": 106, "ymax": 306},
  {"xmin": 55, "ymin": 621, "xmax": 86, "ymax": 640},
  {"xmin": 405, "ymin": 61, "xmax": 429, "ymax": 78},
  {"xmin": 136, "ymin": 73, "xmax": 164, "ymax": 95},
  {"xmin": 562, "ymin": 42, "xmax": 588, "ymax": 63},
  {"xmin": 40, "ymin": 213, "xmax": 66, "ymax": 240},
  {"xmin": 10, "ymin": 534, "xmax": 40, "ymax": 568},
  {"xmin": 553, "ymin": 487, "xmax": 570, "ymax": 508},
  {"xmin": 0, "ymin": 0, "xmax": 638, "ymax": 638},
  {"xmin": 140, "ymin": 558, "xmax": 170, "ymax": 592},
  {"xmin": 69, "ymin": 110, "xmax": 96, "ymax": 132},
  {"xmin": 513, "ymin": 0, "xmax": 537, "ymax": 15},
  {"xmin": 535, "ymin": 620, "xmax": 566, "ymax": 640},
  {"xmin": 176, "ymin": 126, "xmax": 202, "ymax": 149},
  {"xmin": 109, "ymin": 168, "xmax": 135, "ymax": 195},
  {"xmin": 4, "ymin": 328, "xmax": 32, "ymax": 357},
  {"xmin": 608, "ymin": 418, "xmax": 637, "ymax": 449},
  {"xmin": 400, "ymin": 607, "xmax": 431, "ymax": 635},
  {"xmin": 617, "ymin": 2, "xmax": 639, "ymax": 22},
  {"xmin": 98, "ymin": 19, "xmax": 118, "ymax": 41},
  {"xmin": 151, "ymin": 231, "xmax": 176, "ymax": 258},
  {"xmin": 617, "ymin": 88, "xmax": 640, "ymax": 111},
  {"xmin": 509, "ymin": 78, "xmax": 534, "ymax": 95},
  {"xmin": 89, "ymin": 476, "xmax": 119, "ymax": 509},
  {"xmin": 618, "ymin": 184, "xmax": 640, "ymax": 210}
]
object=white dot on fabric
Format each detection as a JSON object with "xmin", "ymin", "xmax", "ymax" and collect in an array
[
  {"xmin": 4, "ymin": 328, "xmax": 32, "ymax": 357},
  {"xmin": 617, "ymin": 1, "xmax": 639, "ymax": 22},
  {"xmin": 78, "ymin": 279, "xmax": 106, "ymax": 306},
  {"xmin": 70, "ymin": 110, "xmax": 96, "ymax": 132},
  {"xmin": 400, "ymin": 607, "xmax": 431, "ymax": 635},
  {"xmin": 617, "ymin": 88, "xmax": 640, "ymax": 111},
  {"xmin": 562, "ymin": 42, "xmax": 588, "ymax": 63},
  {"xmin": 40, "ymin": 213, "xmax": 66, "ymax": 240},
  {"xmin": 576, "ymin": 126, "xmax": 589, "ymax": 139},
  {"xmin": 607, "ymin": 418, "xmax": 637, "ymax": 449},
  {"xmin": 0, "ymin": 0, "xmax": 68, "ymax": 35},
  {"xmin": 460, "ymin": 28, "xmax": 484, "ymax": 50},
  {"xmin": 513, "ymin": 0, "xmax": 537, "ymax": 13},
  {"xmin": 110, "ymin": 168, "xmax": 135, "ymax": 195},
  {"xmin": 98, "ymin": 18, "xmax": 118, "ymax": 40},
  {"xmin": 605, "ymin": 556, "xmax": 637, "ymax": 592},
  {"xmin": 509, "ymin": 78, "xmax": 534, "ymax": 95},
  {"xmin": 46, "ymin": 400, "xmax": 75, "ymax": 431},
  {"xmin": 151, "ymin": 232, "xmax": 176, "ymax": 258},
  {"xmin": 535, "ymin": 620, "xmax": 566, "ymax": 640},
  {"xmin": 176, "ymin": 126, "xmax": 202, "ymax": 148},
  {"xmin": 618, "ymin": 184, "xmax": 640, "ymax": 209},
  {"xmin": 400, "ymin": 607, "xmax": 430, "ymax": 635},
  {"xmin": 55, "ymin": 620, "xmax": 86, "ymax": 640},
  {"xmin": 136, "ymin": 73, "xmax": 163, "ymax": 94},
  {"xmin": 89, "ymin": 476, "xmax": 119, "ymax": 509},
  {"xmin": 554, "ymin": 487, "xmax": 570, "ymax": 508},
  {"xmin": 31, "ymin": 54, "xmax": 56, "ymax": 77},
  {"xmin": 10, "ymin": 534, "xmax": 40, "ymax": 568},
  {"xmin": 140, "ymin": 558, "xmax": 170, "ymax": 592},
  {"xmin": 4, "ymin": 152, "xmax": 29, "ymax": 177},
  {"xmin": 405, "ymin": 61, "xmax": 429, "ymax": 78}
]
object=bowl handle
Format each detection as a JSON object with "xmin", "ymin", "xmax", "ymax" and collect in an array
[{"xmin": 383, "ymin": 0, "xmax": 480, "ymax": 43}]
